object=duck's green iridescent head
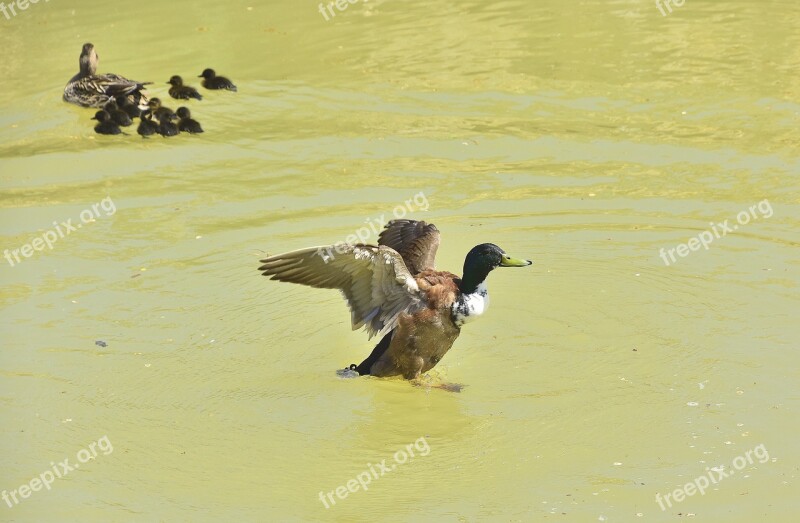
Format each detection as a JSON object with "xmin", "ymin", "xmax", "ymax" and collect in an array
[{"xmin": 460, "ymin": 243, "xmax": 531, "ymax": 293}]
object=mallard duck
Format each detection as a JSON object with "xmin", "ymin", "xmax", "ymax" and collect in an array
[
  {"xmin": 167, "ymin": 75, "xmax": 203, "ymax": 101},
  {"xmin": 91, "ymin": 110, "xmax": 122, "ymax": 135},
  {"xmin": 103, "ymin": 99, "xmax": 133, "ymax": 127},
  {"xmin": 176, "ymin": 107, "xmax": 204, "ymax": 133},
  {"xmin": 64, "ymin": 43, "xmax": 150, "ymax": 109},
  {"xmin": 198, "ymin": 68, "xmax": 237, "ymax": 91},
  {"xmin": 147, "ymin": 98, "xmax": 175, "ymax": 121},
  {"xmin": 157, "ymin": 113, "xmax": 179, "ymax": 137},
  {"xmin": 136, "ymin": 110, "xmax": 158, "ymax": 138},
  {"xmin": 116, "ymin": 95, "xmax": 142, "ymax": 119},
  {"xmin": 258, "ymin": 220, "xmax": 532, "ymax": 380}
]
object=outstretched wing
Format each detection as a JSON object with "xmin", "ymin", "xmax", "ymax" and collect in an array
[
  {"xmin": 378, "ymin": 220, "xmax": 440, "ymax": 274},
  {"xmin": 258, "ymin": 245, "xmax": 423, "ymax": 339}
]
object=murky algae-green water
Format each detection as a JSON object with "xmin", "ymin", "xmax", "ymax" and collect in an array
[{"xmin": 1, "ymin": 0, "xmax": 798, "ymax": 521}]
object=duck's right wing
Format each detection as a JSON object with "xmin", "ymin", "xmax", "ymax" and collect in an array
[
  {"xmin": 378, "ymin": 220, "xmax": 440, "ymax": 274},
  {"xmin": 258, "ymin": 245, "xmax": 424, "ymax": 339}
]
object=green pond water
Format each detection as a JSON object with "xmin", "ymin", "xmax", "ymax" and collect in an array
[{"xmin": 1, "ymin": 0, "xmax": 798, "ymax": 521}]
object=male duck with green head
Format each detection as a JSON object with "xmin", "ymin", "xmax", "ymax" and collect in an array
[{"xmin": 258, "ymin": 220, "xmax": 532, "ymax": 380}]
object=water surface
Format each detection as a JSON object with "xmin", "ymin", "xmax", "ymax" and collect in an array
[{"xmin": 1, "ymin": 0, "xmax": 798, "ymax": 521}]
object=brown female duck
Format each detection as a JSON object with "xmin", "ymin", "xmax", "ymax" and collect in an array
[{"xmin": 63, "ymin": 43, "xmax": 149, "ymax": 109}]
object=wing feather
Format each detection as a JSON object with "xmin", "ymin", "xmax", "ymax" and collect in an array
[
  {"xmin": 259, "ymin": 245, "xmax": 423, "ymax": 339},
  {"xmin": 378, "ymin": 220, "xmax": 440, "ymax": 274}
]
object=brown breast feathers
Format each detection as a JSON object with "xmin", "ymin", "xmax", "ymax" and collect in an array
[{"xmin": 414, "ymin": 270, "xmax": 460, "ymax": 310}]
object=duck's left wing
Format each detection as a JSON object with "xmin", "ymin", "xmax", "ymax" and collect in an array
[
  {"xmin": 258, "ymin": 245, "xmax": 423, "ymax": 339},
  {"xmin": 82, "ymin": 74, "xmax": 150, "ymax": 98}
]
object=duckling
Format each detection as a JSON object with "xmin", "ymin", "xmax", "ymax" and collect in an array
[
  {"xmin": 198, "ymin": 68, "xmax": 237, "ymax": 92},
  {"xmin": 167, "ymin": 75, "xmax": 203, "ymax": 101},
  {"xmin": 104, "ymin": 99, "xmax": 133, "ymax": 127},
  {"xmin": 147, "ymin": 98, "xmax": 176, "ymax": 121},
  {"xmin": 136, "ymin": 110, "xmax": 159, "ymax": 138},
  {"xmin": 258, "ymin": 220, "xmax": 532, "ymax": 381},
  {"xmin": 92, "ymin": 110, "xmax": 122, "ymax": 135},
  {"xmin": 116, "ymin": 95, "xmax": 141, "ymax": 119},
  {"xmin": 176, "ymin": 107, "xmax": 204, "ymax": 134},
  {"xmin": 64, "ymin": 43, "xmax": 150, "ymax": 109},
  {"xmin": 157, "ymin": 113, "xmax": 179, "ymax": 137}
]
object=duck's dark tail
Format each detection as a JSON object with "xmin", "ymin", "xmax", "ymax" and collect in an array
[{"xmin": 350, "ymin": 330, "xmax": 394, "ymax": 375}]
